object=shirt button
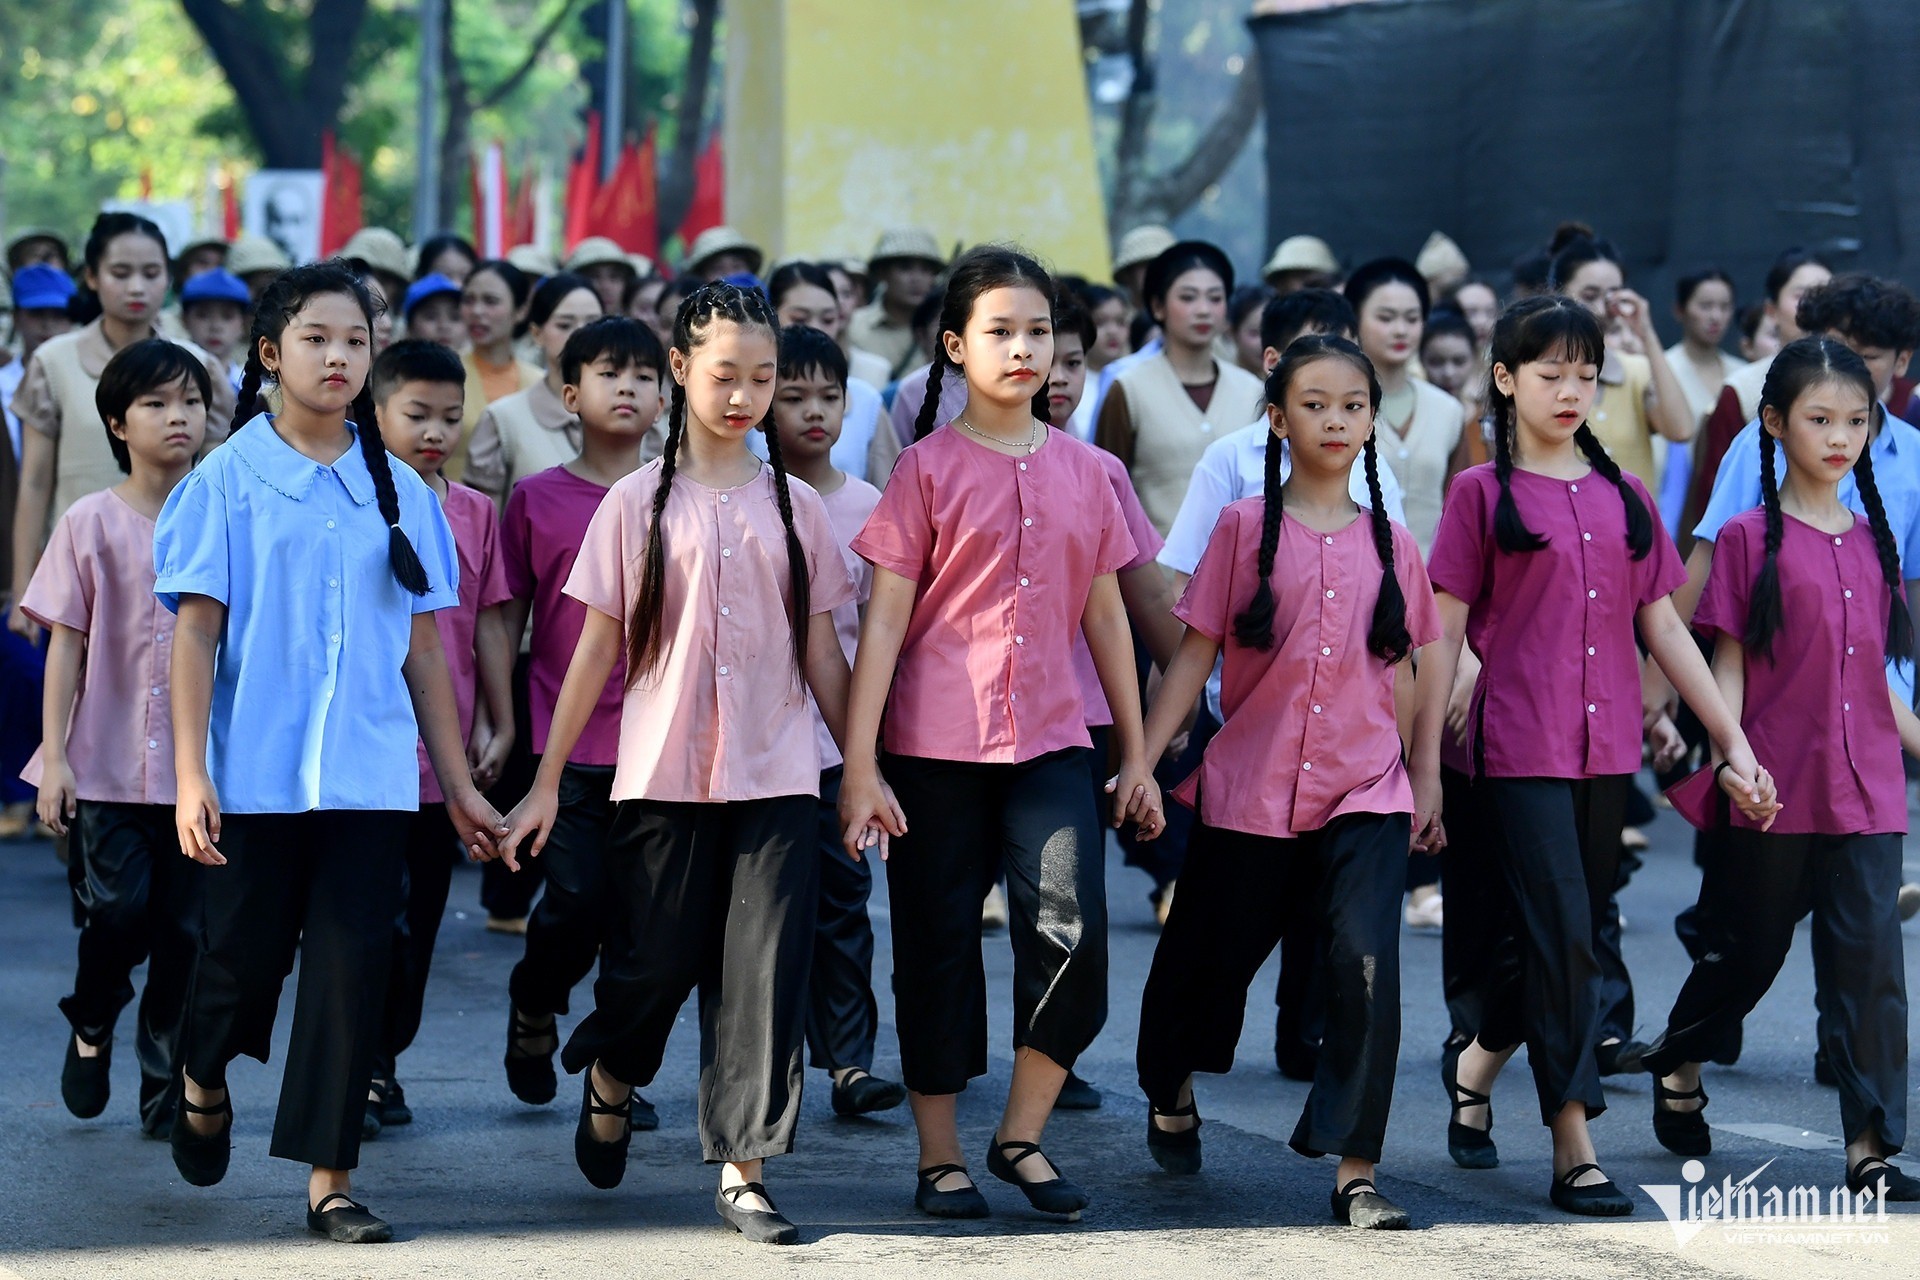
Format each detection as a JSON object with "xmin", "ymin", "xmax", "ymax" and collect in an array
[
  {"xmin": 1570, "ymin": 483, "xmax": 1579, "ymax": 493},
  {"xmin": 722, "ymin": 548, "xmax": 733, "ymax": 558},
  {"xmin": 1848, "ymin": 646, "xmax": 1856, "ymax": 655},
  {"xmin": 326, "ymin": 520, "xmax": 336, "ymax": 530},
  {"xmin": 330, "ymin": 633, "xmax": 340, "ymax": 643},
  {"xmin": 1845, "ymin": 589, "xmax": 1853, "ymax": 598},
  {"xmin": 1312, "ymin": 704, "xmax": 1322, "ymax": 714},
  {"xmin": 1844, "ymin": 702, "xmax": 1851, "ymax": 711},
  {"xmin": 1835, "ymin": 536, "xmax": 1843, "ymax": 545},
  {"xmin": 147, "ymin": 739, "xmax": 158, "ymax": 749},
  {"xmin": 1015, "ymin": 635, "xmax": 1025, "ymax": 645},
  {"xmin": 1326, "ymin": 589, "xmax": 1335, "ymax": 598},
  {"xmin": 1588, "ymin": 589, "xmax": 1598, "ymax": 599},
  {"xmin": 1587, "ymin": 703, "xmax": 1596, "ymax": 713},
  {"xmin": 1324, "ymin": 536, "xmax": 1334, "ymax": 545},
  {"xmin": 720, "ymin": 606, "xmax": 730, "ymax": 617},
  {"xmin": 719, "ymin": 664, "xmax": 730, "ymax": 675},
  {"xmin": 1023, "ymin": 517, "xmax": 1033, "ymax": 527},
  {"xmin": 1321, "ymin": 646, "xmax": 1332, "ymax": 656},
  {"xmin": 1018, "ymin": 462, "xmax": 1028, "ymax": 471},
  {"xmin": 1582, "ymin": 532, "xmax": 1592, "ymax": 541},
  {"xmin": 1587, "ymin": 646, "xmax": 1596, "ymax": 656},
  {"xmin": 1302, "ymin": 761, "xmax": 1312, "ymax": 771},
  {"xmin": 1020, "ymin": 577, "xmax": 1030, "ymax": 587},
  {"xmin": 720, "ymin": 493, "xmax": 730, "ymax": 503},
  {"xmin": 151, "ymin": 686, "xmax": 162, "ymax": 696}
]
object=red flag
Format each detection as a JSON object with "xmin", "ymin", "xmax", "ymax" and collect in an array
[
  {"xmin": 470, "ymin": 141, "xmax": 508, "ymax": 257},
  {"xmin": 507, "ymin": 158, "xmax": 537, "ymax": 248},
  {"xmin": 320, "ymin": 131, "xmax": 364, "ymax": 256},
  {"xmin": 563, "ymin": 111, "xmax": 603, "ymax": 252},
  {"xmin": 221, "ymin": 170, "xmax": 240, "ymax": 241},
  {"xmin": 140, "ymin": 167, "xmax": 154, "ymax": 201},
  {"xmin": 584, "ymin": 127, "xmax": 659, "ymax": 261},
  {"xmin": 675, "ymin": 133, "xmax": 724, "ymax": 249}
]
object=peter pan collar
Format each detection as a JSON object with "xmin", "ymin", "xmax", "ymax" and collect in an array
[{"xmin": 228, "ymin": 413, "xmax": 378, "ymax": 506}]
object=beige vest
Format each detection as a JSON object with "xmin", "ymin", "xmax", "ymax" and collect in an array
[
  {"xmin": 1117, "ymin": 354, "xmax": 1267, "ymax": 534},
  {"xmin": 484, "ymin": 381, "xmax": 581, "ymax": 498}
]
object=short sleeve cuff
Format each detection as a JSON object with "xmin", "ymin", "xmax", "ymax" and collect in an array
[
  {"xmin": 153, "ymin": 576, "xmax": 230, "ymax": 613},
  {"xmin": 849, "ymin": 534, "xmax": 922, "ymax": 583}
]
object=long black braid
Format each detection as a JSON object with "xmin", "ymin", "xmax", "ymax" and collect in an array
[
  {"xmin": 241, "ymin": 261, "xmax": 428, "ymax": 595},
  {"xmin": 625, "ymin": 280, "xmax": 810, "ymax": 685},
  {"xmin": 1853, "ymin": 437, "xmax": 1914, "ymax": 663},
  {"xmin": 1232, "ymin": 419, "xmax": 1286, "ymax": 649},
  {"xmin": 1572, "ymin": 423, "xmax": 1653, "ymax": 560},
  {"xmin": 1747, "ymin": 428, "xmax": 1788, "ymax": 661},
  {"xmin": 912, "ymin": 244, "xmax": 1057, "ymax": 442},
  {"xmin": 1361, "ymin": 431, "xmax": 1413, "ymax": 661},
  {"xmin": 913, "ymin": 352, "xmax": 948, "ymax": 442}
]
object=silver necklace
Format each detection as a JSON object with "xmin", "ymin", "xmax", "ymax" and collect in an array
[{"xmin": 959, "ymin": 416, "xmax": 1041, "ymax": 455}]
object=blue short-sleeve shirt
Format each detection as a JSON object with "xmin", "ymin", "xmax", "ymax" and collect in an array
[{"xmin": 154, "ymin": 414, "xmax": 460, "ymax": 813}]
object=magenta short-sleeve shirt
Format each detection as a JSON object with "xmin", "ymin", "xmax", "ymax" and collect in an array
[{"xmin": 416, "ymin": 481, "xmax": 514, "ymax": 803}]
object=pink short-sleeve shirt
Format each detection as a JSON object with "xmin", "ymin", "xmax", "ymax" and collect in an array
[
  {"xmin": 1075, "ymin": 447, "xmax": 1165, "ymax": 727},
  {"xmin": 564, "ymin": 459, "xmax": 856, "ymax": 803},
  {"xmin": 1426, "ymin": 463, "xmax": 1686, "ymax": 779},
  {"xmin": 416, "ymin": 481, "xmax": 514, "ymax": 803},
  {"xmin": 18, "ymin": 490, "xmax": 176, "ymax": 804},
  {"xmin": 1170, "ymin": 502, "xmax": 1441, "ymax": 837},
  {"xmin": 1695, "ymin": 509, "xmax": 1906, "ymax": 835},
  {"xmin": 852, "ymin": 425, "xmax": 1137, "ymax": 763},
  {"xmin": 501, "ymin": 466, "xmax": 625, "ymax": 765},
  {"xmin": 812, "ymin": 476, "xmax": 883, "ymax": 769}
]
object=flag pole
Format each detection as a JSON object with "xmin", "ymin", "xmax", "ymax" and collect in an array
[
  {"xmin": 414, "ymin": 0, "xmax": 445, "ymax": 239},
  {"xmin": 602, "ymin": 0, "xmax": 626, "ymax": 183}
]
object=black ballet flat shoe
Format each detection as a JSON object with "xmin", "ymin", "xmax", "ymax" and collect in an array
[
  {"xmin": 380, "ymin": 1079, "xmax": 413, "ymax": 1128},
  {"xmin": 1332, "ymin": 1177, "xmax": 1411, "ymax": 1229},
  {"xmin": 1441, "ymin": 1041, "xmax": 1498, "ymax": 1170},
  {"xmin": 1145, "ymin": 1100, "xmax": 1202, "ymax": 1175},
  {"xmin": 170, "ymin": 1088, "xmax": 233, "ymax": 1188},
  {"xmin": 61, "ymin": 1033, "xmax": 112, "ymax": 1120},
  {"xmin": 1550, "ymin": 1163, "xmax": 1634, "ymax": 1217},
  {"xmin": 573, "ymin": 1070, "xmax": 631, "ymax": 1189},
  {"xmin": 1595, "ymin": 1039, "xmax": 1651, "ymax": 1077},
  {"xmin": 505, "ymin": 1007, "xmax": 559, "ymax": 1105},
  {"xmin": 307, "ymin": 1193, "xmax": 393, "ymax": 1243},
  {"xmin": 1848, "ymin": 1157, "xmax": 1920, "ymax": 1201},
  {"xmin": 830, "ymin": 1069, "xmax": 907, "ymax": 1117},
  {"xmin": 629, "ymin": 1090, "xmax": 659, "ymax": 1132},
  {"xmin": 1054, "ymin": 1071, "xmax": 1102, "ymax": 1111},
  {"xmin": 1651, "ymin": 1078, "xmax": 1711, "ymax": 1157},
  {"xmin": 987, "ymin": 1136, "xmax": 1089, "ymax": 1217},
  {"xmin": 716, "ymin": 1182, "xmax": 799, "ymax": 1245},
  {"xmin": 915, "ymin": 1164, "xmax": 991, "ymax": 1219}
]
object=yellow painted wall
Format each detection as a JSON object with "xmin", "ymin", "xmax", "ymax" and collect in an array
[{"xmin": 725, "ymin": 0, "xmax": 1111, "ymax": 278}]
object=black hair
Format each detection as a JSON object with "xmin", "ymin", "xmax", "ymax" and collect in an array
[
  {"xmin": 74, "ymin": 212, "xmax": 169, "ymax": 324},
  {"xmin": 766, "ymin": 261, "xmax": 839, "ymax": 311},
  {"xmin": 233, "ymin": 260, "xmax": 429, "ymax": 594},
  {"xmin": 413, "ymin": 233, "xmax": 477, "ymax": 281},
  {"xmin": 619, "ymin": 272, "xmax": 664, "ymax": 315},
  {"xmin": 1343, "ymin": 257, "xmax": 1430, "ymax": 319},
  {"xmin": 1078, "ymin": 282, "xmax": 1126, "ymax": 314},
  {"xmin": 777, "ymin": 322, "xmax": 848, "ymax": 388},
  {"xmin": 95, "ymin": 338, "xmax": 213, "ymax": 474},
  {"xmin": 1421, "ymin": 307, "xmax": 1475, "ymax": 351},
  {"xmin": 1229, "ymin": 283, "xmax": 1275, "ymax": 330},
  {"xmin": 1053, "ymin": 293, "xmax": 1096, "ymax": 351},
  {"xmin": 912, "ymin": 245, "xmax": 1055, "ymax": 441},
  {"xmin": 1485, "ymin": 294, "xmax": 1652, "ymax": 559},
  {"xmin": 1144, "ymin": 241, "xmax": 1234, "ymax": 313},
  {"xmin": 1738, "ymin": 301, "xmax": 1769, "ymax": 345},
  {"xmin": 1128, "ymin": 310, "xmax": 1158, "ymax": 352},
  {"xmin": 1764, "ymin": 247, "xmax": 1832, "ymax": 304},
  {"xmin": 1548, "ymin": 234, "xmax": 1623, "ymax": 292},
  {"xmin": 1796, "ymin": 274, "xmax": 1920, "ymax": 355},
  {"xmin": 909, "ymin": 287, "xmax": 946, "ymax": 340},
  {"xmin": 559, "ymin": 314, "xmax": 667, "ymax": 386},
  {"xmin": 527, "ymin": 271, "xmax": 600, "ymax": 330},
  {"xmin": 1510, "ymin": 249, "xmax": 1552, "ymax": 295},
  {"xmin": 1260, "ymin": 287, "xmax": 1357, "ymax": 353},
  {"xmin": 1748, "ymin": 335, "xmax": 1910, "ymax": 664},
  {"xmin": 1675, "ymin": 268, "xmax": 1735, "ymax": 309},
  {"xmin": 656, "ymin": 275, "xmax": 698, "ymax": 318},
  {"xmin": 371, "ymin": 337, "xmax": 466, "ymax": 403},
  {"xmin": 1233, "ymin": 334, "xmax": 1411, "ymax": 662},
  {"xmin": 628, "ymin": 282, "xmax": 810, "ymax": 685}
]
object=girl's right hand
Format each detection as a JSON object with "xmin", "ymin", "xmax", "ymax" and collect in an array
[
  {"xmin": 500, "ymin": 786, "xmax": 559, "ymax": 864},
  {"xmin": 176, "ymin": 774, "xmax": 225, "ymax": 866},
  {"xmin": 838, "ymin": 767, "xmax": 907, "ymax": 862},
  {"xmin": 1715, "ymin": 744, "xmax": 1781, "ymax": 830},
  {"xmin": 1412, "ymin": 769, "xmax": 1446, "ymax": 853},
  {"xmin": 36, "ymin": 760, "xmax": 77, "ymax": 837}
]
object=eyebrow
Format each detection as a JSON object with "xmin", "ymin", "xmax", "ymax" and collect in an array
[
  {"xmin": 1296, "ymin": 385, "xmax": 1369, "ymax": 397},
  {"xmin": 984, "ymin": 315, "xmax": 1053, "ymax": 324},
  {"xmin": 1802, "ymin": 402, "xmax": 1869, "ymax": 415}
]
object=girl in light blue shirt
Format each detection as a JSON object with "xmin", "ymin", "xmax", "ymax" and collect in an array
[{"xmin": 155, "ymin": 261, "xmax": 508, "ymax": 1246}]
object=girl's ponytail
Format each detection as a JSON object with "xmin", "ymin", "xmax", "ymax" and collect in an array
[
  {"xmin": 1362, "ymin": 435, "xmax": 1413, "ymax": 662},
  {"xmin": 1232, "ymin": 429, "xmax": 1285, "ymax": 650},
  {"xmin": 626, "ymin": 378, "xmax": 684, "ymax": 685},
  {"xmin": 355, "ymin": 390, "xmax": 431, "ymax": 596},
  {"xmin": 913, "ymin": 355, "xmax": 946, "ymax": 441},
  {"xmin": 1572, "ymin": 423, "xmax": 1653, "ymax": 560},
  {"xmin": 759, "ymin": 398, "xmax": 813, "ymax": 679},
  {"xmin": 1852, "ymin": 436, "xmax": 1914, "ymax": 664}
]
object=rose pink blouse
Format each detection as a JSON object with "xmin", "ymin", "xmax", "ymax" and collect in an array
[
  {"xmin": 813, "ymin": 476, "xmax": 883, "ymax": 769},
  {"xmin": 565, "ymin": 459, "xmax": 855, "ymax": 803},
  {"xmin": 1694, "ymin": 509, "xmax": 1906, "ymax": 835},
  {"xmin": 852, "ymin": 425, "xmax": 1136, "ymax": 763},
  {"xmin": 1075, "ymin": 447, "xmax": 1165, "ymax": 728},
  {"xmin": 1426, "ymin": 464, "xmax": 1686, "ymax": 779},
  {"xmin": 1170, "ymin": 502, "xmax": 1441, "ymax": 837},
  {"xmin": 417, "ymin": 482, "xmax": 513, "ymax": 803},
  {"xmin": 19, "ymin": 490, "xmax": 176, "ymax": 804}
]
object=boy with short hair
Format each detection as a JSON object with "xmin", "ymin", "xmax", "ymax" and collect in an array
[
  {"xmin": 403, "ymin": 274, "xmax": 465, "ymax": 348},
  {"xmin": 366, "ymin": 338, "xmax": 517, "ymax": 1133}
]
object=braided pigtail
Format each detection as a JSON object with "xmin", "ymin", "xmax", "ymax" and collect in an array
[
  {"xmin": 1490, "ymin": 393, "xmax": 1547, "ymax": 553},
  {"xmin": 231, "ymin": 350, "xmax": 264, "ymax": 435},
  {"xmin": 1232, "ymin": 428, "xmax": 1285, "ymax": 650},
  {"xmin": 758, "ymin": 400, "xmax": 813, "ymax": 677},
  {"xmin": 1572, "ymin": 423, "xmax": 1653, "ymax": 560},
  {"xmin": 913, "ymin": 355, "xmax": 946, "ymax": 441},
  {"xmin": 1852, "ymin": 436, "xmax": 1914, "ymax": 664},
  {"xmin": 626, "ymin": 377, "xmax": 684, "ymax": 685},
  {"xmin": 1362, "ymin": 434, "xmax": 1413, "ymax": 662},
  {"xmin": 355, "ymin": 396, "xmax": 431, "ymax": 596},
  {"xmin": 1743, "ymin": 429, "xmax": 1787, "ymax": 662}
]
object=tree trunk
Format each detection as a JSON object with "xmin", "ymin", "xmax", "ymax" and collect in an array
[
  {"xmin": 178, "ymin": 0, "xmax": 373, "ymax": 168},
  {"xmin": 656, "ymin": 0, "xmax": 719, "ymax": 242},
  {"xmin": 439, "ymin": 0, "xmax": 472, "ymax": 236}
]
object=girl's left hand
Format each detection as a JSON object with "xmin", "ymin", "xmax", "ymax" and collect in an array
[
  {"xmin": 1647, "ymin": 713, "xmax": 1686, "ymax": 773},
  {"xmin": 447, "ymin": 786, "xmax": 515, "ymax": 867},
  {"xmin": 1612, "ymin": 287, "xmax": 1658, "ymax": 345},
  {"xmin": 1716, "ymin": 740, "xmax": 1781, "ymax": 830},
  {"xmin": 470, "ymin": 726, "xmax": 514, "ymax": 792},
  {"xmin": 1106, "ymin": 761, "xmax": 1164, "ymax": 838}
]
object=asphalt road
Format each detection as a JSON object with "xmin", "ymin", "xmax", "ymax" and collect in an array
[{"xmin": 2, "ymin": 791, "xmax": 1918, "ymax": 1278}]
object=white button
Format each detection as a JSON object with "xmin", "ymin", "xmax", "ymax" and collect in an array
[
  {"xmin": 1587, "ymin": 703, "xmax": 1596, "ymax": 713},
  {"xmin": 1321, "ymin": 646, "xmax": 1332, "ymax": 655},
  {"xmin": 720, "ymin": 493, "xmax": 730, "ymax": 503},
  {"xmin": 1570, "ymin": 483, "xmax": 1579, "ymax": 493},
  {"xmin": 1587, "ymin": 646, "xmax": 1596, "ymax": 656},
  {"xmin": 1023, "ymin": 517, "xmax": 1033, "ymax": 527},
  {"xmin": 1324, "ymin": 536, "xmax": 1334, "ymax": 544},
  {"xmin": 719, "ymin": 664, "xmax": 730, "ymax": 675},
  {"xmin": 151, "ymin": 686, "xmax": 162, "ymax": 696},
  {"xmin": 328, "ymin": 578, "xmax": 338, "ymax": 588},
  {"xmin": 1588, "ymin": 589, "xmax": 1597, "ymax": 598},
  {"xmin": 1845, "ymin": 589, "xmax": 1853, "ymax": 598},
  {"xmin": 723, "ymin": 548, "xmax": 733, "ymax": 558},
  {"xmin": 1312, "ymin": 704, "xmax": 1322, "ymax": 714},
  {"xmin": 1018, "ymin": 462, "xmax": 1028, "ymax": 471},
  {"xmin": 720, "ymin": 606, "xmax": 730, "ymax": 617},
  {"xmin": 1302, "ymin": 761, "xmax": 1312, "ymax": 770},
  {"xmin": 1582, "ymin": 532, "xmax": 1591, "ymax": 541},
  {"xmin": 1015, "ymin": 635, "xmax": 1025, "ymax": 645},
  {"xmin": 1011, "ymin": 692, "xmax": 1018, "ymax": 702},
  {"xmin": 1848, "ymin": 646, "xmax": 1856, "ymax": 655},
  {"xmin": 1326, "ymin": 589, "xmax": 1335, "ymax": 598},
  {"xmin": 147, "ymin": 739, "xmax": 158, "ymax": 749},
  {"xmin": 156, "ymin": 633, "xmax": 165, "ymax": 642},
  {"xmin": 1835, "ymin": 536, "xmax": 1843, "ymax": 545},
  {"xmin": 1020, "ymin": 577, "xmax": 1030, "ymax": 587},
  {"xmin": 1844, "ymin": 702, "xmax": 1851, "ymax": 711},
  {"xmin": 326, "ymin": 520, "xmax": 336, "ymax": 529},
  {"xmin": 330, "ymin": 633, "xmax": 340, "ymax": 643}
]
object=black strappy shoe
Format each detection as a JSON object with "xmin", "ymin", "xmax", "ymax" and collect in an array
[
  {"xmin": 1848, "ymin": 1156, "xmax": 1920, "ymax": 1201},
  {"xmin": 306, "ymin": 1192, "xmax": 393, "ymax": 1243},
  {"xmin": 1550, "ymin": 1163, "xmax": 1634, "ymax": 1216},
  {"xmin": 830, "ymin": 1068, "xmax": 907, "ymax": 1117},
  {"xmin": 170, "ymin": 1086, "xmax": 233, "ymax": 1187},
  {"xmin": 505, "ymin": 1007, "xmax": 558, "ymax": 1105},
  {"xmin": 1441, "ymin": 1041, "xmax": 1497, "ymax": 1169},
  {"xmin": 716, "ymin": 1182, "xmax": 799, "ymax": 1245},
  {"xmin": 1145, "ymin": 1100, "xmax": 1202, "ymax": 1175},
  {"xmin": 573, "ymin": 1069, "xmax": 631, "ymax": 1189},
  {"xmin": 1332, "ymin": 1177, "xmax": 1411, "ymax": 1229},
  {"xmin": 1651, "ymin": 1077, "xmax": 1711, "ymax": 1157},
  {"xmin": 914, "ymin": 1164, "xmax": 990, "ymax": 1218},
  {"xmin": 61, "ymin": 1032, "xmax": 112, "ymax": 1119},
  {"xmin": 987, "ymin": 1136, "xmax": 1089, "ymax": 1217}
]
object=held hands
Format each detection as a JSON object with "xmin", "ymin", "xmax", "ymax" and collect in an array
[
  {"xmin": 1715, "ymin": 739, "xmax": 1781, "ymax": 830},
  {"xmin": 838, "ymin": 765, "xmax": 908, "ymax": 862},
  {"xmin": 175, "ymin": 772, "xmax": 226, "ymax": 866},
  {"xmin": 1647, "ymin": 713, "xmax": 1687, "ymax": 773},
  {"xmin": 36, "ymin": 760, "xmax": 77, "ymax": 837},
  {"xmin": 467, "ymin": 724, "xmax": 514, "ymax": 793},
  {"xmin": 448, "ymin": 786, "xmax": 515, "ymax": 869},
  {"xmin": 1412, "ymin": 768, "xmax": 1446, "ymax": 854},
  {"xmin": 498, "ymin": 784, "xmax": 561, "ymax": 870},
  {"xmin": 1107, "ymin": 758, "xmax": 1165, "ymax": 839}
]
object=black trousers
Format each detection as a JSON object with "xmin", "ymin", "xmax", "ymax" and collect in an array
[
  {"xmin": 1438, "ymin": 765, "xmax": 1515, "ymax": 1044},
  {"xmin": 1474, "ymin": 775, "xmax": 1628, "ymax": 1124},
  {"xmin": 807, "ymin": 768, "xmax": 880, "ymax": 1073},
  {"xmin": 179, "ymin": 810, "xmax": 407, "ymax": 1170},
  {"xmin": 61, "ymin": 800, "xmax": 199, "ymax": 1133},
  {"xmin": 481, "ymin": 656, "xmax": 545, "ymax": 919},
  {"xmin": 377, "ymin": 803, "xmax": 459, "ymax": 1078},
  {"xmin": 562, "ymin": 795, "xmax": 817, "ymax": 1162},
  {"xmin": 1645, "ymin": 829, "xmax": 1907, "ymax": 1151},
  {"xmin": 884, "ymin": 749, "xmax": 1108, "ymax": 1095},
  {"xmin": 508, "ymin": 764, "xmax": 617, "ymax": 1017},
  {"xmin": 1137, "ymin": 812, "xmax": 1407, "ymax": 1161}
]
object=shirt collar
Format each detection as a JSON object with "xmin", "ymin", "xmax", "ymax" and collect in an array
[{"xmin": 227, "ymin": 412, "xmax": 379, "ymax": 506}]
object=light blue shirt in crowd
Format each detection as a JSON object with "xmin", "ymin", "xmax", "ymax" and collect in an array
[{"xmin": 154, "ymin": 414, "xmax": 461, "ymax": 814}]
